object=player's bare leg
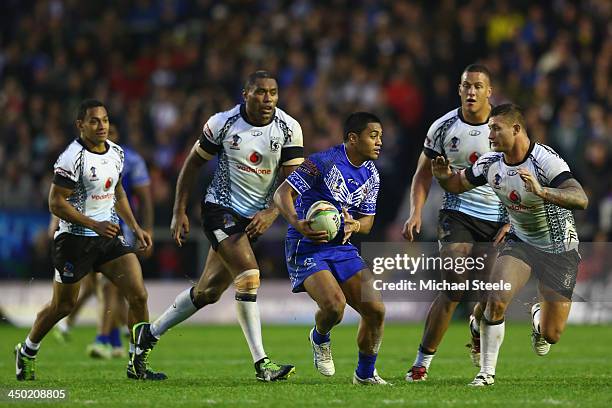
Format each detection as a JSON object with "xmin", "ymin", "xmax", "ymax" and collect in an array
[
  {"xmin": 340, "ymin": 269, "xmax": 388, "ymax": 385},
  {"xmin": 470, "ymin": 255, "xmax": 530, "ymax": 386},
  {"xmin": 530, "ymin": 284, "xmax": 572, "ymax": 356},
  {"xmin": 407, "ymin": 243, "xmax": 471, "ymax": 381},
  {"xmin": 303, "ymin": 270, "xmax": 347, "ymax": 376},
  {"xmin": 99, "ymin": 253, "xmax": 165, "ymax": 380},
  {"xmin": 54, "ymin": 273, "xmax": 98, "ymax": 342},
  {"xmin": 16, "ymin": 281, "xmax": 81, "ymax": 380}
]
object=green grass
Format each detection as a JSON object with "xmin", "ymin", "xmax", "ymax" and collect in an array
[{"xmin": 1, "ymin": 323, "xmax": 610, "ymax": 407}]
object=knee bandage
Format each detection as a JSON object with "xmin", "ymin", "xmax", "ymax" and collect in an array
[{"xmin": 234, "ymin": 269, "xmax": 260, "ymax": 296}]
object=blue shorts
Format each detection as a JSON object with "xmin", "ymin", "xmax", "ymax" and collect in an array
[{"xmin": 285, "ymin": 239, "xmax": 367, "ymax": 293}]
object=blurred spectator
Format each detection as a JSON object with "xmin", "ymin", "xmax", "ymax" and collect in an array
[{"xmin": 0, "ymin": 0, "xmax": 610, "ymax": 278}]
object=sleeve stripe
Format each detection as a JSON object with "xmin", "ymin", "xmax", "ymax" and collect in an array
[
  {"xmin": 53, "ymin": 174, "xmax": 76, "ymax": 189},
  {"xmin": 281, "ymin": 146, "xmax": 304, "ymax": 163},
  {"xmin": 423, "ymin": 147, "xmax": 442, "ymax": 159},
  {"xmin": 198, "ymin": 135, "xmax": 221, "ymax": 155},
  {"xmin": 284, "ymin": 177, "xmax": 303, "ymax": 194},
  {"xmin": 549, "ymin": 171, "xmax": 574, "ymax": 188},
  {"xmin": 465, "ymin": 167, "xmax": 487, "ymax": 187}
]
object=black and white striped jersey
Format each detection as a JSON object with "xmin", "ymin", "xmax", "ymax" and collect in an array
[
  {"xmin": 424, "ymin": 108, "xmax": 504, "ymax": 223},
  {"xmin": 466, "ymin": 143, "xmax": 578, "ymax": 253},
  {"xmin": 196, "ymin": 104, "xmax": 304, "ymax": 218},
  {"xmin": 53, "ymin": 138, "xmax": 124, "ymax": 237}
]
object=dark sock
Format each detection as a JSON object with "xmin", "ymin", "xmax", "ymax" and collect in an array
[{"xmin": 356, "ymin": 352, "xmax": 377, "ymax": 379}]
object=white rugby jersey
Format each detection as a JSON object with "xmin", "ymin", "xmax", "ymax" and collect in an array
[
  {"xmin": 424, "ymin": 108, "xmax": 505, "ymax": 222},
  {"xmin": 53, "ymin": 138, "xmax": 124, "ymax": 236},
  {"xmin": 197, "ymin": 104, "xmax": 304, "ymax": 218},
  {"xmin": 466, "ymin": 143, "xmax": 578, "ymax": 253}
]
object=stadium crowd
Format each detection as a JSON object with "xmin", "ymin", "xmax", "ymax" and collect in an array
[{"xmin": 0, "ymin": 0, "xmax": 610, "ymax": 278}]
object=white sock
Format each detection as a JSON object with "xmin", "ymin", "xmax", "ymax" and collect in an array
[
  {"xmin": 56, "ymin": 318, "xmax": 68, "ymax": 333},
  {"xmin": 532, "ymin": 307, "xmax": 541, "ymax": 334},
  {"xmin": 470, "ymin": 315, "xmax": 480, "ymax": 336},
  {"xmin": 413, "ymin": 346, "xmax": 435, "ymax": 369},
  {"xmin": 480, "ymin": 319, "xmax": 505, "ymax": 376},
  {"xmin": 235, "ymin": 297, "xmax": 266, "ymax": 362},
  {"xmin": 150, "ymin": 288, "xmax": 198, "ymax": 338},
  {"xmin": 25, "ymin": 337, "xmax": 40, "ymax": 350}
]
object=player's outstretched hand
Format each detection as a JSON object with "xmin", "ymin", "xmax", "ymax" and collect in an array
[
  {"xmin": 134, "ymin": 227, "xmax": 153, "ymax": 253},
  {"xmin": 171, "ymin": 211, "xmax": 190, "ymax": 247},
  {"xmin": 246, "ymin": 208, "xmax": 279, "ymax": 240},
  {"xmin": 492, "ymin": 223, "xmax": 511, "ymax": 247},
  {"xmin": 517, "ymin": 168, "xmax": 544, "ymax": 196},
  {"xmin": 296, "ymin": 219, "xmax": 329, "ymax": 244},
  {"xmin": 402, "ymin": 214, "xmax": 421, "ymax": 241},
  {"xmin": 93, "ymin": 221, "xmax": 121, "ymax": 239},
  {"xmin": 431, "ymin": 156, "xmax": 453, "ymax": 180},
  {"xmin": 342, "ymin": 208, "xmax": 360, "ymax": 244}
]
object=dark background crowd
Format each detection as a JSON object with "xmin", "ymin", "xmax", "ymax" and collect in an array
[{"xmin": 0, "ymin": 0, "xmax": 610, "ymax": 279}]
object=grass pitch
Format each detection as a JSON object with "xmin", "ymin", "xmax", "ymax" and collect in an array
[{"xmin": 1, "ymin": 323, "xmax": 610, "ymax": 407}]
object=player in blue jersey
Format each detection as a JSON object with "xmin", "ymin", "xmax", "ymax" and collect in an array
[{"xmin": 274, "ymin": 112, "xmax": 388, "ymax": 385}]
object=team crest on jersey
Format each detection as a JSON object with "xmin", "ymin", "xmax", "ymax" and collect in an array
[
  {"xmin": 63, "ymin": 262, "xmax": 74, "ymax": 277},
  {"xmin": 248, "ymin": 151, "xmax": 263, "ymax": 165},
  {"xmin": 469, "ymin": 130, "xmax": 481, "ymax": 136},
  {"xmin": 493, "ymin": 173, "xmax": 502, "ymax": 189},
  {"xmin": 230, "ymin": 135, "xmax": 242, "ymax": 150},
  {"xmin": 469, "ymin": 152, "xmax": 479, "ymax": 163},
  {"xmin": 450, "ymin": 137, "xmax": 460, "ymax": 151},
  {"xmin": 90, "ymin": 166, "xmax": 98, "ymax": 181},
  {"xmin": 270, "ymin": 134, "xmax": 281, "ymax": 152},
  {"xmin": 508, "ymin": 190, "xmax": 521, "ymax": 204},
  {"xmin": 104, "ymin": 177, "xmax": 113, "ymax": 191}
]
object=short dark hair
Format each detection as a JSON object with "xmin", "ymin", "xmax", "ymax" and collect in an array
[
  {"xmin": 77, "ymin": 99, "xmax": 106, "ymax": 120},
  {"xmin": 490, "ymin": 103, "xmax": 526, "ymax": 128},
  {"xmin": 244, "ymin": 70, "xmax": 276, "ymax": 91},
  {"xmin": 343, "ymin": 112, "xmax": 382, "ymax": 141},
  {"xmin": 463, "ymin": 64, "xmax": 492, "ymax": 83}
]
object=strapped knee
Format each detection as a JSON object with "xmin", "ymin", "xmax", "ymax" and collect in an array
[{"xmin": 234, "ymin": 269, "xmax": 260, "ymax": 301}]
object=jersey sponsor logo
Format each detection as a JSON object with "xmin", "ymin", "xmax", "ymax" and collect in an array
[
  {"xmin": 450, "ymin": 136, "xmax": 460, "ymax": 151},
  {"xmin": 248, "ymin": 151, "xmax": 263, "ymax": 165},
  {"xmin": 90, "ymin": 166, "xmax": 99, "ymax": 181},
  {"xmin": 508, "ymin": 190, "xmax": 521, "ymax": 204},
  {"xmin": 236, "ymin": 163, "xmax": 271, "ymax": 175},
  {"xmin": 230, "ymin": 135, "xmax": 242, "ymax": 150},
  {"xmin": 91, "ymin": 192, "xmax": 114, "ymax": 200},
  {"xmin": 469, "ymin": 130, "xmax": 481, "ymax": 136},
  {"xmin": 104, "ymin": 177, "xmax": 113, "ymax": 191},
  {"xmin": 469, "ymin": 152, "xmax": 480, "ymax": 163}
]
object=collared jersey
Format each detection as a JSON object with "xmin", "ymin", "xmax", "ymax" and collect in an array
[
  {"xmin": 285, "ymin": 144, "xmax": 380, "ymax": 244},
  {"xmin": 53, "ymin": 138, "xmax": 124, "ymax": 237},
  {"xmin": 424, "ymin": 108, "xmax": 505, "ymax": 223},
  {"xmin": 466, "ymin": 143, "xmax": 578, "ymax": 253},
  {"xmin": 198, "ymin": 104, "xmax": 304, "ymax": 218}
]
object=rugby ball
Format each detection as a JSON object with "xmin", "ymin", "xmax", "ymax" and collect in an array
[{"xmin": 306, "ymin": 200, "xmax": 341, "ymax": 241}]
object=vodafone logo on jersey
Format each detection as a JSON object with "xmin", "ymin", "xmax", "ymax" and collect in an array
[
  {"xmin": 508, "ymin": 190, "xmax": 521, "ymax": 204},
  {"xmin": 104, "ymin": 177, "xmax": 113, "ymax": 191},
  {"xmin": 248, "ymin": 151, "xmax": 263, "ymax": 165}
]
